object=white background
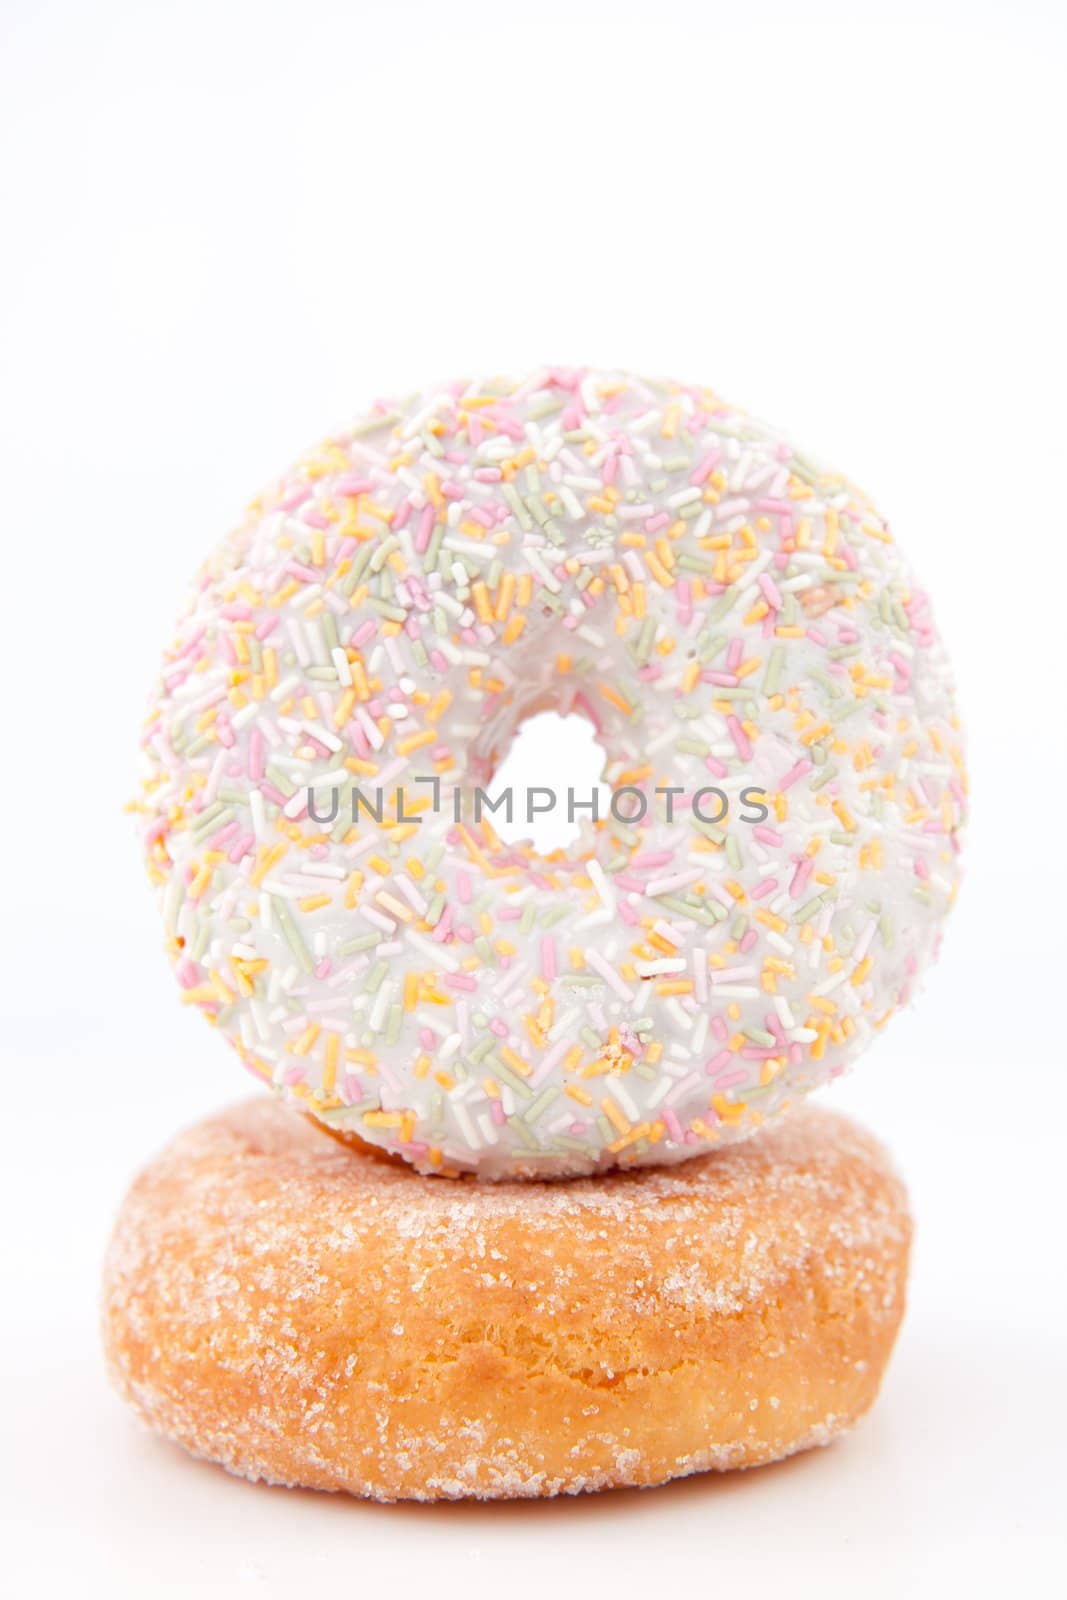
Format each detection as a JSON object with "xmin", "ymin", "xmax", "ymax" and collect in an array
[{"xmin": 2, "ymin": 1, "xmax": 1065, "ymax": 1594}]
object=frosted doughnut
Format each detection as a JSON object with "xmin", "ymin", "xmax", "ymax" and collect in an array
[
  {"xmin": 138, "ymin": 370, "xmax": 966, "ymax": 1178},
  {"xmin": 102, "ymin": 1099, "xmax": 911, "ymax": 1502}
]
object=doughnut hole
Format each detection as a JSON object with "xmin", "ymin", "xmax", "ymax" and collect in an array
[{"xmin": 483, "ymin": 710, "xmax": 612, "ymax": 853}]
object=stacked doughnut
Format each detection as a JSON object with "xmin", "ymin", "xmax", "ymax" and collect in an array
[{"xmin": 104, "ymin": 370, "xmax": 964, "ymax": 1498}]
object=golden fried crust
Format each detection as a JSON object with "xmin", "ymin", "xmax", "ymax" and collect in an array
[{"xmin": 101, "ymin": 1100, "xmax": 911, "ymax": 1501}]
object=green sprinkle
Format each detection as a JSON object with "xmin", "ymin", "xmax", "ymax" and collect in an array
[{"xmin": 762, "ymin": 646, "xmax": 785, "ymax": 695}]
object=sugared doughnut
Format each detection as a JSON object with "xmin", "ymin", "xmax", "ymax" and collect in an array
[
  {"xmin": 137, "ymin": 370, "xmax": 966, "ymax": 1177},
  {"xmin": 102, "ymin": 1099, "xmax": 911, "ymax": 1501}
]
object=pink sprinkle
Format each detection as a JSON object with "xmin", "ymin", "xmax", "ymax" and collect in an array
[
  {"xmin": 789, "ymin": 857, "xmax": 814, "ymax": 898},
  {"xmin": 631, "ymin": 851, "xmax": 673, "ymax": 870},
  {"xmin": 780, "ymin": 758, "xmax": 813, "ymax": 789},
  {"xmin": 415, "ymin": 503, "xmax": 435, "ymax": 553},
  {"xmin": 662, "ymin": 1107, "xmax": 684, "ymax": 1141},
  {"xmin": 689, "ymin": 449, "xmax": 721, "ymax": 486},
  {"xmin": 173, "ymin": 626, "xmax": 205, "ymax": 660},
  {"xmin": 541, "ymin": 936, "xmax": 557, "ymax": 981},
  {"xmin": 284, "ymin": 560, "xmax": 319, "ymax": 584},
  {"xmin": 727, "ymin": 715, "xmax": 753, "ymax": 760},
  {"xmin": 714, "ymin": 1068, "xmax": 748, "ymax": 1090},
  {"xmin": 758, "ymin": 573, "xmax": 783, "ymax": 609}
]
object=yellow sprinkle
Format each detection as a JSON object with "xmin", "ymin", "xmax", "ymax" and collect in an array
[
  {"xmin": 600, "ymin": 683, "xmax": 633, "ymax": 716},
  {"xmin": 495, "ymin": 572, "xmax": 516, "ymax": 621},
  {"xmin": 500, "ymin": 1045, "xmax": 532, "ymax": 1078},
  {"xmin": 601, "ymin": 1097, "xmax": 631, "ymax": 1136},
  {"xmin": 607, "ymin": 1121, "xmax": 652, "ymax": 1153},
  {"xmin": 644, "ymin": 551, "xmax": 675, "ymax": 587},
  {"xmin": 292, "ymin": 1022, "xmax": 321, "ymax": 1057},
  {"xmin": 471, "ymin": 581, "xmax": 494, "ymax": 623},
  {"xmin": 323, "ymin": 1033, "xmax": 339, "ymax": 1093},
  {"xmin": 396, "ymin": 728, "xmax": 436, "ymax": 757},
  {"xmin": 376, "ymin": 890, "xmax": 414, "ymax": 923}
]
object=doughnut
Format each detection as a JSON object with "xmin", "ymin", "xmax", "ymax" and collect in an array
[
  {"xmin": 101, "ymin": 1098, "xmax": 911, "ymax": 1501},
  {"xmin": 137, "ymin": 370, "xmax": 966, "ymax": 1177}
]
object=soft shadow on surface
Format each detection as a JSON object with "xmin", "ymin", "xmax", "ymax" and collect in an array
[
  {"xmin": 148, "ymin": 1426, "xmax": 834, "ymax": 1527},
  {"xmin": 381, "ymin": 1442, "xmax": 827, "ymax": 1525}
]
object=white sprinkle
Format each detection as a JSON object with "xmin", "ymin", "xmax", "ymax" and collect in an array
[
  {"xmin": 331, "ymin": 647, "xmax": 352, "ymax": 686},
  {"xmin": 636, "ymin": 958, "xmax": 687, "ymax": 977},
  {"xmin": 405, "ymin": 929, "xmax": 461, "ymax": 973},
  {"xmin": 585, "ymin": 949, "xmax": 634, "ymax": 1002}
]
